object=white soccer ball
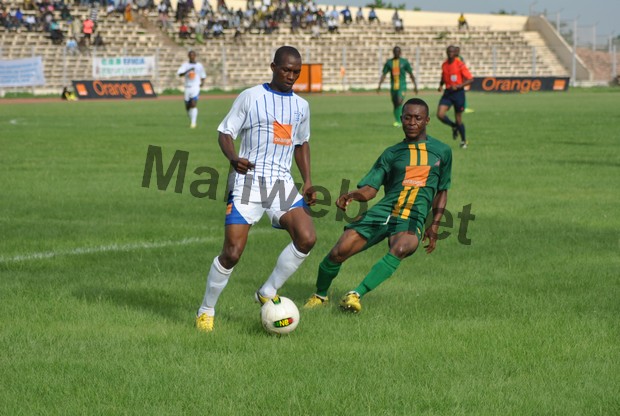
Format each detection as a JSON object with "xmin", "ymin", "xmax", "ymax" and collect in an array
[{"xmin": 261, "ymin": 296, "xmax": 300, "ymax": 335}]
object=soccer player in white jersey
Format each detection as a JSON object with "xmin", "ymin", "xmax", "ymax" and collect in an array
[
  {"xmin": 176, "ymin": 50, "xmax": 206, "ymax": 128},
  {"xmin": 195, "ymin": 46, "xmax": 317, "ymax": 332}
]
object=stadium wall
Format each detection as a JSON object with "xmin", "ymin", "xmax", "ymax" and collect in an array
[{"xmin": 526, "ymin": 15, "xmax": 591, "ymax": 82}]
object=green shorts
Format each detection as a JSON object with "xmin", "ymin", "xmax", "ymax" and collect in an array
[{"xmin": 344, "ymin": 205, "xmax": 424, "ymax": 251}]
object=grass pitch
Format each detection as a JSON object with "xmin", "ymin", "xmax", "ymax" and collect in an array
[{"xmin": 1, "ymin": 89, "xmax": 619, "ymax": 415}]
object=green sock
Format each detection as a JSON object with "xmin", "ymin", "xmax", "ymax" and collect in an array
[
  {"xmin": 354, "ymin": 253, "xmax": 401, "ymax": 297},
  {"xmin": 316, "ymin": 256, "xmax": 341, "ymax": 297}
]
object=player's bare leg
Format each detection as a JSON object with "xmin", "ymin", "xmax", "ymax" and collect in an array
[{"xmin": 258, "ymin": 207, "xmax": 316, "ymax": 300}]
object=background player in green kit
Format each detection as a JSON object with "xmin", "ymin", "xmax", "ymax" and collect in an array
[
  {"xmin": 304, "ymin": 98, "xmax": 452, "ymax": 313},
  {"xmin": 377, "ymin": 46, "xmax": 418, "ymax": 127}
]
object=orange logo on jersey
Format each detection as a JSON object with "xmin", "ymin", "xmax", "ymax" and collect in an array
[
  {"xmin": 188, "ymin": 71, "xmax": 195, "ymax": 80},
  {"xmin": 225, "ymin": 203, "xmax": 232, "ymax": 215},
  {"xmin": 402, "ymin": 165, "xmax": 430, "ymax": 187},
  {"xmin": 272, "ymin": 122, "xmax": 292, "ymax": 146}
]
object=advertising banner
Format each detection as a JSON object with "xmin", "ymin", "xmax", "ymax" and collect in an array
[
  {"xmin": 0, "ymin": 57, "xmax": 46, "ymax": 87},
  {"xmin": 293, "ymin": 64, "xmax": 323, "ymax": 93},
  {"xmin": 470, "ymin": 76, "xmax": 569, "ymax": 93},
  {"xmin": 93, "ymin": 56, "xmax": 155, "ymax": 78},
  {"xmin": 72, "ymin": 80, "xmax": 157, "ymax": 99}
]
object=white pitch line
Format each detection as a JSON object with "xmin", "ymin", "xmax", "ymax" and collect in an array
[
  {"xmin": 0, "ymin": 228, "xmax": 271, "ymax": 264},
  {"xmin": 0, "ymin": 236, "xmax": 215, "ymax": 264}
]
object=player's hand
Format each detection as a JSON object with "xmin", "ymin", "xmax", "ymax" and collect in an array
[
  {"xmin": 437, "ymin": 86, "xmax": 443, "ymax": 92},
  {"xmin": 336, "ymin": 192, "xmax": 354, "ymax": 211},
  {"xmin": 302, "ymin": 183, "xmax": 317, "ymax": 206},
  {"xmin": 230, "ymin": 158, "xmax": 254, "ymax": 174},
  {"xmin": 422, "ymin": 223, "xmax": 439, "ymax": 254}
]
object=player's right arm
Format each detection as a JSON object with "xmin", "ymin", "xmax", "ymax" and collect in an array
[
  {"xmin": 218, "ymin": 132, "xmax": 254, "ymax": 174},
  {"xmin": 336, "ymin": 185, "xmax": 378, "ymax": 210}
]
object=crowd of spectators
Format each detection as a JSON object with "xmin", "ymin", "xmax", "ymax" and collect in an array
[
  {"xmin": 160, "ymin": 0, "xmax": 405, "ymax": 43},
  {"xmin": 0, "ymin": 0, "xmax": 421, "ymax": 49}
]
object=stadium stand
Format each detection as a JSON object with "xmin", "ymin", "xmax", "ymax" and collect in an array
[{"xmin": 0, "ymin": 0, "xmax": 602, "ymax": 95}]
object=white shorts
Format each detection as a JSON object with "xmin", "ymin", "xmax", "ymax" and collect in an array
[
  {"xmin": 225, "ymin": 178, "xmax": 306, "ymax": 228},
  {"xmin": 184, "ymin": 86, "xmax": 200, "ymax": 102}
]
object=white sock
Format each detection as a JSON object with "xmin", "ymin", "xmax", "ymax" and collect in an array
[
  {"xmin": 189, "ymin": 107, "xmax": 198, "ymax": 125},
  {"xmin": 259, "ymin": 242, "xmax": 308, "ymax": 298},
  {"xmin": 198, "ymin": 256, "xmax": 233, "ymax": 316}
]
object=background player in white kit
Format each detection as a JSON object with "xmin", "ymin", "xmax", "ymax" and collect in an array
[
  {"xmin": 195, "ymin": 46, "xmax": 317, "ymax": 332},
  {"xmin": 176, "ymin": 50, "xmax": 206, "ymax": 128}
]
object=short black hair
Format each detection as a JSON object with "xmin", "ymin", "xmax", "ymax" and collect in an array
[
  {"xmin": 403, "ymin": 98, "xmax": 429, "ymax": 116},
  {"xmin": 273, "ymin": 46, "xmax": 302, "ymax": 66}
]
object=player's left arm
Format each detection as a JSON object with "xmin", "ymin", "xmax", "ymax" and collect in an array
[
  {"xmin": 423, "ymin": 190, "xmax": 448, "ymax": 254},
  {"xmin": 294, "ymin": 142, "xmax": 316, "ymax": 206},
  {"xmin": 407, "ymin": 68, "xmax": 418, "ymax": 94}
]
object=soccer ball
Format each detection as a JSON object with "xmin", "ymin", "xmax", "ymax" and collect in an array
[{"xmin": 261, "ymin": 296, "xmax": 300, "ymax": 335}]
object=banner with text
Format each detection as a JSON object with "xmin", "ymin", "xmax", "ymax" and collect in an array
[
  {"xmin": 470, "ymin": 76, "xmax": 569, "ymax": 93},
  {"xmin": 93, "ymin": 56, "xmax": 155, "ymax": 78},
  {"xmin": 0, "ymin": 57, "xmax": 46, "ymax": 87},
  {"xmin": 72, "ymin": 80, "xmax": 157, "ymax": 99}
]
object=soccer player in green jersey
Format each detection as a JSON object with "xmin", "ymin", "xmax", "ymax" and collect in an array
[
  {"xmin": 377, "ymin": 46, "xmax": 418, "ymax": 127},
  {"xmin": 304, "ymin": 98, "xmax": 452, "ymax": 312}
]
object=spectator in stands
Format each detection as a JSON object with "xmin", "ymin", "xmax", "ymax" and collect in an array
[
  {"xmin": 457, "ymin": 13, "xmax": 469, "ymax": 31},
  {"xmin": 24, "ymin": 14, "xmax": 37, "ymax": 31},
  {"xmin": 355, "ymin": 7, "xmax": 364, "ymax": 24},
  {"xmin": 368, "ymin": 7, "xmax": 379, "ymax": 24},
  {"xmin": 340, "ymin": 6, "xmax": 352, "ymax": 25},
  {"xmin": 310, "ymin": 21, "xmax": 320, "ymax": 39},
  {"xmin": 60, "ymin": 4, "xmax": 71, "ymax": 20},
  {"xmin": 377, "ymin": 46, "xmax": 418, "ymax": 127},
  {"xmin": 69, "ymin": 16, "xmax": 80, "ymax": 38},
  {"xmin": 124, "ymin": 4, "xmax": 133, "ymax": 23},
  {"xmin": 66, "ymin": 36, "xmax": 78, "ymax": 55},
  {"xmin": 212, "ymin": 21, "xmax": 224, "ymax": 37},
  {"xmin": 157, "ymin": 0, "xmax": 172, "ymax": 30},
  {"xmin": 49, "ymin": 19, "xmax": 63, "ymax": 44},
  {"xmin": 392, "ymin": 9, "xmax": 403, "ymax": 32},
  {"xmin": 93, "ymin": 32, "xmax": 105, "ymax": 48},
  {"xmin": 82, "ymin": 17, "xmax": 94, "ymax": 45},
  {"xmin": 89, "ymin": 2, "xmax": 99, "ymax": 24},
  {"xmin": 105, "ymin": 0, "xmax": 114, "ymax": 16},
  {"xmin": 437, "ymin": 45, "xmax": 473, "ymax": 148},
  {"xmin": 178, "ymin": 21, "xmax": 190, "ymax": 39}
]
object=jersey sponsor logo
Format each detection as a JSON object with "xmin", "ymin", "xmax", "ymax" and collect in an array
[
  {"xmin": 403, "ymin": 165, "xmax": 430, "ymax": 188},
  {"xmin": 272, "ymin": 122, "xmax": 292, "ymax": 146},
  {"xmin": 188, "ymin": 71, "xmax": 195, "ymax": 80}
]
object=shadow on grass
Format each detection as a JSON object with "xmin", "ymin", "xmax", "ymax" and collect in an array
[{"xmin": 73, "ymin": 286, "xmax": 189, "ymax": 323}]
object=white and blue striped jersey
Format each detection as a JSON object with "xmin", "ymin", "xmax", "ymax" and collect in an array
[{"xmin": 218, "ymin": 83, "xmax": 310, "ymax": 201}]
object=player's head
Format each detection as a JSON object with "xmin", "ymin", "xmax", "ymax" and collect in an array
[
  {"xmin": 393, "ymin": 46, "xmax": 401, "ymax": 58},
  {"xmin": 270, "ymin": 46, "xmax": 302, "ymax": 93},
  {"xmin": 446, "ymin": 45, "xmax": 458, "ymax": 60},
  {"xmin": 401, "ymin": 98, "xmax": 430, "ymax": 139},
  {"xmin": 188, "ymin": 50, "xmax": 196, "ymax": 63}
]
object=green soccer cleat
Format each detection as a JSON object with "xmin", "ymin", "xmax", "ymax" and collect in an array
[
  {"xmin": 255, "ymin": 290, "xmax": 280, "ymax": 305},
  {"xmin": 303, "ymin": 294, "xmax": 329, "ymax": 309},
  {"xmin": 339, "ymin": 291, "xmax": 362, "ymax": 313},
  {"xmin": 195, "ymin": 313, "xmax": 214, "ymax": 332}
]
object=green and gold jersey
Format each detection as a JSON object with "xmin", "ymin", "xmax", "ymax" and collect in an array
[
  {"xmin": 358, "ymin": 136, "xmax": 452, "ymax": 222},
  {"xmin": 382, "ymin": 58, "xmax": 413, "ymax": 91}
]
